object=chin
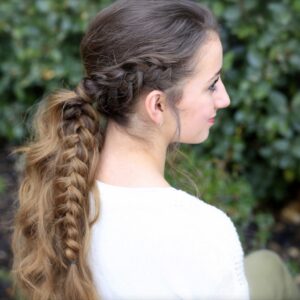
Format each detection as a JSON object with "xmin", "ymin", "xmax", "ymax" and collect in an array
[
  {"xmin": 191, "ymin": 137, "xmax": 209, "ymax": 144},
  {"xmin": 178, "ymin": 134, "xmax": 209, "ymax": 145},
  {"xmin": 173, "ymin": 129, "xmax": 210, "ymax": 144}
]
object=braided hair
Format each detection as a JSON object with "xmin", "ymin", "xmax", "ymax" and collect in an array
[{"xmin": 11, "ymin": 0, "xmax": 218, "ymax": 299}]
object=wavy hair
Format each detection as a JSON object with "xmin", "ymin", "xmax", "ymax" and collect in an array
[{"xmin": 11, "ymin": 0, "xmax": 218, "ymax": 299}]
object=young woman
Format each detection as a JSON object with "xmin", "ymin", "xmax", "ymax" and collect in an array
[{"xmin": 11, "ymin": 1, "xmax": 300, "ymax": 300}]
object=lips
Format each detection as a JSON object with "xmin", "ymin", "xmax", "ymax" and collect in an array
[{"xmin": 208, "ymin": 115, "xmax": 216, "ymax": 124}]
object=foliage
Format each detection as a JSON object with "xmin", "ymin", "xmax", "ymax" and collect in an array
[
  {"xmin": 0, "ymin": 176, "xmax": 6, "ymax": 194},
  {"xmin": 0, "ymin": 2, "xmax": 299, "ymax": 297},
  {"xmin": 1, "ymin": 0, "xmax": 299, "ymax": 204},
  {"xmin": 0, "ymin": 0, "xmax": 110, "ymax": 141},
  {"xmin": 0, "ymin": 267, "xmax": 25, "ymax": 300},
  {"xmin": 199, "ymin": 0, "xmax": 300, "ymax": 203},
  {"xmin": 0, "ymin": 0, "xmax": 299, "ymax": 234}
]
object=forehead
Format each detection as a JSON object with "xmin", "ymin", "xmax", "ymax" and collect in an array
[{"xmin": 192, "ymin": 33, "xmax": 223, "ymax": 79}]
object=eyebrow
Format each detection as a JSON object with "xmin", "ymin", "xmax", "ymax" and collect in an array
[{"xmin": 208, "ymin": 68, "xmax": 222, "ymax": 83}]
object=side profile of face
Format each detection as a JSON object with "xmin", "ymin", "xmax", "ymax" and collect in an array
[{"xmin": 174, "ymin": 32, "xmax": 230, "ymax": 144}]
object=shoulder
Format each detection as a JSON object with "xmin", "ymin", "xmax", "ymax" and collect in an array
[
  {"xmin": 91, "ymin": 182, "xmax": 240, "ymax": 244},
  {"xmin": 166, "ymin": 188, "xmax": 235, "ymax": 229},
  {"xmin": 151, "ymin": 189, "xmax": 248, "ymax": 298},
  {"xmin": 163, "ymin": 189, "xmax": 243, "ymax": 253}
]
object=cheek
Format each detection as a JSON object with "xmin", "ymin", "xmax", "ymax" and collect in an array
[
  {"xmin": 191, "ymin": 102, "xmax": 212, "ymax": 122},
  {"xmin": 178, "ymin": 94, "xmax": 213, "ymax": 126},
  {"xmin": 181, "ymin": 107, "xmax": 208, "ymax": 131}
]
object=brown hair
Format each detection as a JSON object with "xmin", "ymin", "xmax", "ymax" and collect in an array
[{"xmin": 11, "ymin": 1, "xmax": 218, "ymax": 299}]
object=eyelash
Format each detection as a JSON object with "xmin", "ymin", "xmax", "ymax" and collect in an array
[{"xmin": 208, "ymin": 77, "xmax": 220, "ymax": 93}]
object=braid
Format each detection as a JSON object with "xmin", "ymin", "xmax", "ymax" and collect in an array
[
  {"xmin": 55, "ymin": 87, "xmax": 101, "ymax": 267},
  {"xmin": 83, "ymin": 56, "xmax": 175, "ymax": 125},
  {"xmin": 11, "ymin": 86, "xmax": 102, "ymax": 300}
]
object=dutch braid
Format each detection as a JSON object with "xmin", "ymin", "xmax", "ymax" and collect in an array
[
  {"xmin": 12, "ymin": 87, "xmax": 102, "ymax": 300},
  {"xmin": 55, "ymin": 86, "xmax": 102, "ymax": 267},
  {"xmin": 83, "ymin": 57, "xmax": 175, "ymax": 124}
]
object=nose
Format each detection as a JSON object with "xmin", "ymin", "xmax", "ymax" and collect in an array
[{"xmin": 214, "ymin": 79, "xmax": 230, "ymax": 109}]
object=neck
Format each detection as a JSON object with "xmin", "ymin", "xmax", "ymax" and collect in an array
[{"xmin": 96, "ymin": 121, "xmax": 170, "ymax": 187}]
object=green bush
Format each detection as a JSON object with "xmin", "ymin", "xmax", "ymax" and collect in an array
[
  {"xmin": 2, "ymin": 3, "xmax": 300, "ymax": 298},
  {"xmin": 0, "ymin": 0, "xmax": 300, "ymax": 201},
  {"xmin": 199, "ymin": 0, "xmax": 300, "ymax": 203},
  {"xmin": 0, "ymin": 0, "xmax": 110, "ymax": 141},
  {"xmin": 1, "ymin": 0, "xmax": 299, "ymax": 208}
]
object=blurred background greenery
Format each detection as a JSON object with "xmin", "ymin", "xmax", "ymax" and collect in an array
[{"xmin": 0, "ymin": 0, "xmax": 300, "ymax": 299}]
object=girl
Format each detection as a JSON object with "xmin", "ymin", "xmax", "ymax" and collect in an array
[{"xmin": 11, "ymin": 0, "xmax": 300, "ymax": 299}]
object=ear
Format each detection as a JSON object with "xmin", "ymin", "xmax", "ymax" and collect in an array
[{"xmin": 144, "ymin": 90, "xmax": 167, "ymax": 126}]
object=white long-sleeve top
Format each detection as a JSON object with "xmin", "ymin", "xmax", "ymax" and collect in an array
[{"xmin": 88, "ymin": 180, "xmax": 249, "ymax": 300}]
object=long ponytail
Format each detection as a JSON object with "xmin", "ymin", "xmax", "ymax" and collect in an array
[
  {"xmin": 11, "ymin": 84, "xmax": 102, "ymax": 300},
  {"xmin": 11, "ymin": 0, "xmax": 219, "ymax": 298}
]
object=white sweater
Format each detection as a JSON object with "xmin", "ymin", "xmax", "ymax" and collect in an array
[{"xmin": 88, "ymin": 180, "xmax": 249, "ymax": 300}]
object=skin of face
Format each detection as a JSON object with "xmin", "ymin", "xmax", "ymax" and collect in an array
[{"xmin": 172, "ymin": 33, "xmax": 230, "ymax": 144}]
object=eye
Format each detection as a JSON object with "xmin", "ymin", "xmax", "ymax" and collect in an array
[{"xmin": 208, "ymin": 77, "xmax": 220, "ymax": 93}]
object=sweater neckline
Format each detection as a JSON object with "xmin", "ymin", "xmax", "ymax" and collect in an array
[{"xmin": 95, "ymin": 179, "xmax": 177, "ymax": 191}]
